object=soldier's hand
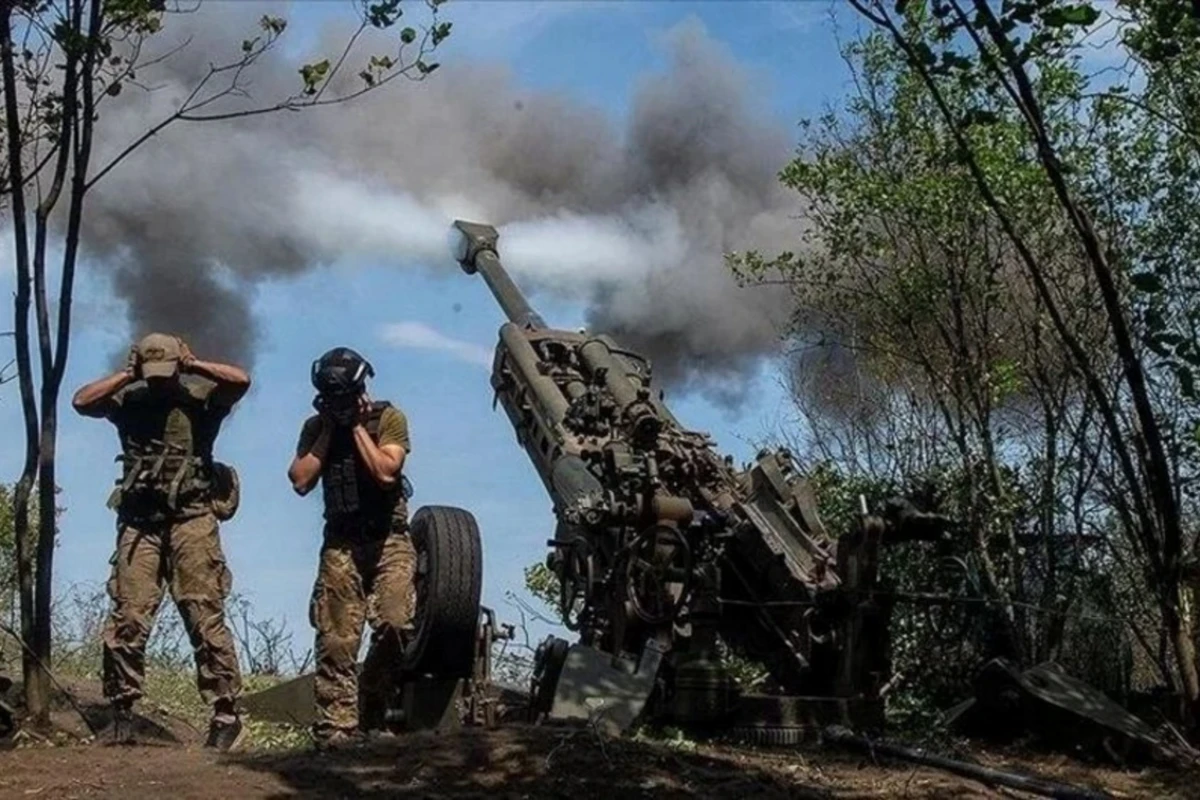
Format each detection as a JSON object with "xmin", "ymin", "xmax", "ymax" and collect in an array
[
  {"xmin": 313, "ymin": 395, "xmax": 333, "ymax": 425},
  {"xmin": 125, "ymin": 345, "xmax": 140, "ymax": 377},
  {"xmin": 178, "ymin": 339, "xmax": 197, "ymax": 371},
  {"xmin": 357, "ymin": 392, "xmax": 371, "ymax": 423}
]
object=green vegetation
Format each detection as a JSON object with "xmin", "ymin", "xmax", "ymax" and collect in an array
[
  {"xmin": 733, "ymin": 0, "xmax": 1200, "ymax": 728},
  {"xmin": 142, "ymin": 669, "xmax": 309, "ymax": 751}
]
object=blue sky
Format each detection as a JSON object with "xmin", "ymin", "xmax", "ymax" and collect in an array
[{"xmin": 0, "ymin": 0, "xmax": 865, "ymax": 661}]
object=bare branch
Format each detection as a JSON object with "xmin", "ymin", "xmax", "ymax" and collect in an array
[{"xmin": 87, "ymin": 7, "xmax": 447, "ymax": 190}]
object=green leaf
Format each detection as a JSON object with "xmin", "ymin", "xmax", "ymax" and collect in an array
[
  {"xmin": 400, "ymin": 27, "xmax": 417, "ymax": 45},
  {"xmin": 1042, "ymin": 3, "xmax": 1100, "ymax": 28},
  {"xmin": 960, "ymin": 108, "xmax": 1000, "ymax": 128},
  {"xmin": 367, "ymin": 0, "xmax": 404, "ymax": 29},
  {"xmin": 1130, "ymin": 272, "xmax": 1164, "ymax": 292},
  {"xmin": 913, "ymin": 41, "xmax": 937, "ymax": 66},
  {"xmin": 1176, "ymin": 364, "xmax": 1197, "ymax": 400},
  {"xmin": 1009, "ymin": 1, "xmax": 1037, "ymax": 24},
  {"xmin": 299, "ymin": 58, "xmax": 332, "ymax": 94},
  {"xmin": 432, "ymin": 21, "xmax": 452, "ymax": 46},
  {"xmin": 941, "ymin": 51, "xmax": 973, "ymax": 71},
  {"xmin": 259, "ymin": 15, "xmax": 288, "ymax": 36}
]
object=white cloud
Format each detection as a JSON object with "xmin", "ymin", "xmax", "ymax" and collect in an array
[{"xmin": 378, "ymin": 320, "xmax": 493, "ymax": 369}]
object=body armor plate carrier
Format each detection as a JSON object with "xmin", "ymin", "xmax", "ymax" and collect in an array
[
  {"xmin": 104, "ymin": 378, "xmax": 239, "ymax": 523},
  {"xmin": 108, "ymin": 439, "xmax": 215, "ymax": 521},
  {"xmin": 321, "ymin": 400, "xmax": 413, "ymax": 528}
]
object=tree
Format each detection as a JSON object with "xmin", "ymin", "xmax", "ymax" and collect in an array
[
  {"xmin": 2, "ymin": 0, "xmax": 452, "ymax": 729},
  {"xmin": 731, "ymin": 25, "xmax": 1118, "ymax": 702},
  {"xmin": 832, "ymin": 0, "xmax": 1200, "ymax": 723}
]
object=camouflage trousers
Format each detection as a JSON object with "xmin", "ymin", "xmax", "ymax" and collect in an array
[
  {"xmin": 101, "ymin": 512, "xmax": 242, "ymax": 714},
  {"xmin": 309, "ymin": 527, "xmax": 416, "ymax": 736}
]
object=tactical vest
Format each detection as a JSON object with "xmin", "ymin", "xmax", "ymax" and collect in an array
[
  {"xmin": 106, "ymin": 377, "xmax": 223, "ymax": 523},
  {"xmin": 321, "ymin": 400, "xmax": 411, "ymax": 530}
]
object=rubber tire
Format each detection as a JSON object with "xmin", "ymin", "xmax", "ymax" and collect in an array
[
  {"xmin": 401, "ymin": 505, "xmax": 484, "ymax": 678},
  {"xmin": 729, "ymin": 725, "xmax": 808, "ymax": 747}
]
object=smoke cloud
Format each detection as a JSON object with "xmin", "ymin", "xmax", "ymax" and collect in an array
[{"xmin": 79, "ymin": 2, "xmax": 802, "ymax": 403}]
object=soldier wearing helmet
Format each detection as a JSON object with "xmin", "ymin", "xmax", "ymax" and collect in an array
[
  {"xmin": 71, "ymin": 333, "xmax": 249, "ymax": 750},
  {"xmin": 288, "ymin": 346, "xmax": 414, "ymax": 747}
]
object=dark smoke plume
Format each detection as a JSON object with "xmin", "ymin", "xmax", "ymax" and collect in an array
[{"xmin": 78, "ymin": 3, "xmax": 802, "ymax": 403}]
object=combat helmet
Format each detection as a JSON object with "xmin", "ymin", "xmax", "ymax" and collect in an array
[{"xmin": 311, "ymin": 347, "xmax": 374, "ymax": 397}]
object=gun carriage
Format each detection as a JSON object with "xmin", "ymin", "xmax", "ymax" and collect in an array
[{"xmin": 451, "ymin": 220, "xmax": 946, "ymax": 738}]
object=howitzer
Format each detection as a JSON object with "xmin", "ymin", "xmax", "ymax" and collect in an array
[{"xmin": 452, "ymin": 220, "xmax": 949, "ymax": 737}]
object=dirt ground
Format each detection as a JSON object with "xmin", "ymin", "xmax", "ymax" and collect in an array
[{"xmin": 1, "ymin": 721, "xmax": 1197, "ymax": 800}]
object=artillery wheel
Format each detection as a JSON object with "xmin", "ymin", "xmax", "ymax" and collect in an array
[
  {"xmin": 729, "ymin": 725, "xmax": 808, "ymax": 747},
  {"xmin": 621, "ymin": 524, "xmax": 693, "ymax": 626},
  {"xmin": 401, "ymin": 505, "xmax": 484, "ymax": 678}
]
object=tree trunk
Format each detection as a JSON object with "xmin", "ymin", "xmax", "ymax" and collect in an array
[
  {"xmin": 0, "ymin": 2, "xmax": 49, "ymax": 727},
  {"xmin": 1163, "ymin": 593, "xmax": 1200, "ymax": 725},
  {"xmin": 30, "ymin": 405, "xmax": 57, "ymax": 727}
]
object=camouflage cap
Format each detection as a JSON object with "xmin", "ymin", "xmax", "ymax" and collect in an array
[{"xmin": 135, "ymin": 332, "xmax": 183, "ymax": 378}]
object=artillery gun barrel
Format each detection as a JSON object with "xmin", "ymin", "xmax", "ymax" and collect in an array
[{"xmin": 452, "ymin": 220, "xmax": 546, "ymax": 331}]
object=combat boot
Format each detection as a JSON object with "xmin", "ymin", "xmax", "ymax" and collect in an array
[
  {"xmin": 357, "ymin": 688, "xmax": 390, "ymax": 735},
  {"xmin": 205, "ymin": 714, "xmax": 246, "ymax": 752},
  {"xmin": 110, "ymin": 700, "xmax": 135, "ymax": 745}
]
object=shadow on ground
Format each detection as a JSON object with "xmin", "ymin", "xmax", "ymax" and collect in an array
[{"xmin": 230, "ymin": 723, "xmax": 834, "ymax": 799}]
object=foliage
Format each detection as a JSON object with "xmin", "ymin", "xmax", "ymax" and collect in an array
[
  {"xmin": 734, "ymin": 0, "xmax": 1200, "ymax": 722},
  {"xmin": 734, "ymin": 16, "xmax": 1109, "ymax": 666},
  {"xmin": 143, "ymin": 668, "xmax": 309, "ymax": 751},
  {"xmin": 0, "ymin": 484, "xmax": 17, "ymax": 614},
  {"xmin": 523, "ymin": 562, "xmax": 559, "ymax": 615}
]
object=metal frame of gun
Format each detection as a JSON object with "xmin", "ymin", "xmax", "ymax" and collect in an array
[{"xmin": 452, "ymin": 219, "xmax": 949, "ymax": 737}]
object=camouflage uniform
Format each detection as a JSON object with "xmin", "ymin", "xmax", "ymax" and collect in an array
[
  {"xmin": 80, "ymin": 335, "xmax": 243, "ymax": 717},
  {"xmin": 296, "ymin": 403, "xmax": 414, "ymax": 737}
]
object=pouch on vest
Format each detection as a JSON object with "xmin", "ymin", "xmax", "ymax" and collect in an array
[
  {"xmin": 108, "ymin": 439, "xmax": 212, "ymax": 519},
  {"xmin": 210, "ymin": 462, "xmax": 240, "ymax": 521}
]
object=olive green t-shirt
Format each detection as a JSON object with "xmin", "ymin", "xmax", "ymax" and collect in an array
[{"xmin": 296, "ymin": 404, "xmax": 411, "ymax": 528}]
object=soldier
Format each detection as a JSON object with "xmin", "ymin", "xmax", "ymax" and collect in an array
[
  {"xmin": 287, "ymin": 346, "xmax": 414, "ymax": 748},
  {"xmin": 72, "ymin": 333, "xmax": 249, "ymax": 750}
]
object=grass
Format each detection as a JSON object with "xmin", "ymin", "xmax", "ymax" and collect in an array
[
  {"xmin": 140, "ymin": 667, "xmax": 312, "ymax": 751},
  {"xmin": 0, "ymin": 650, "xmax": 313, "ymax": 752}
]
